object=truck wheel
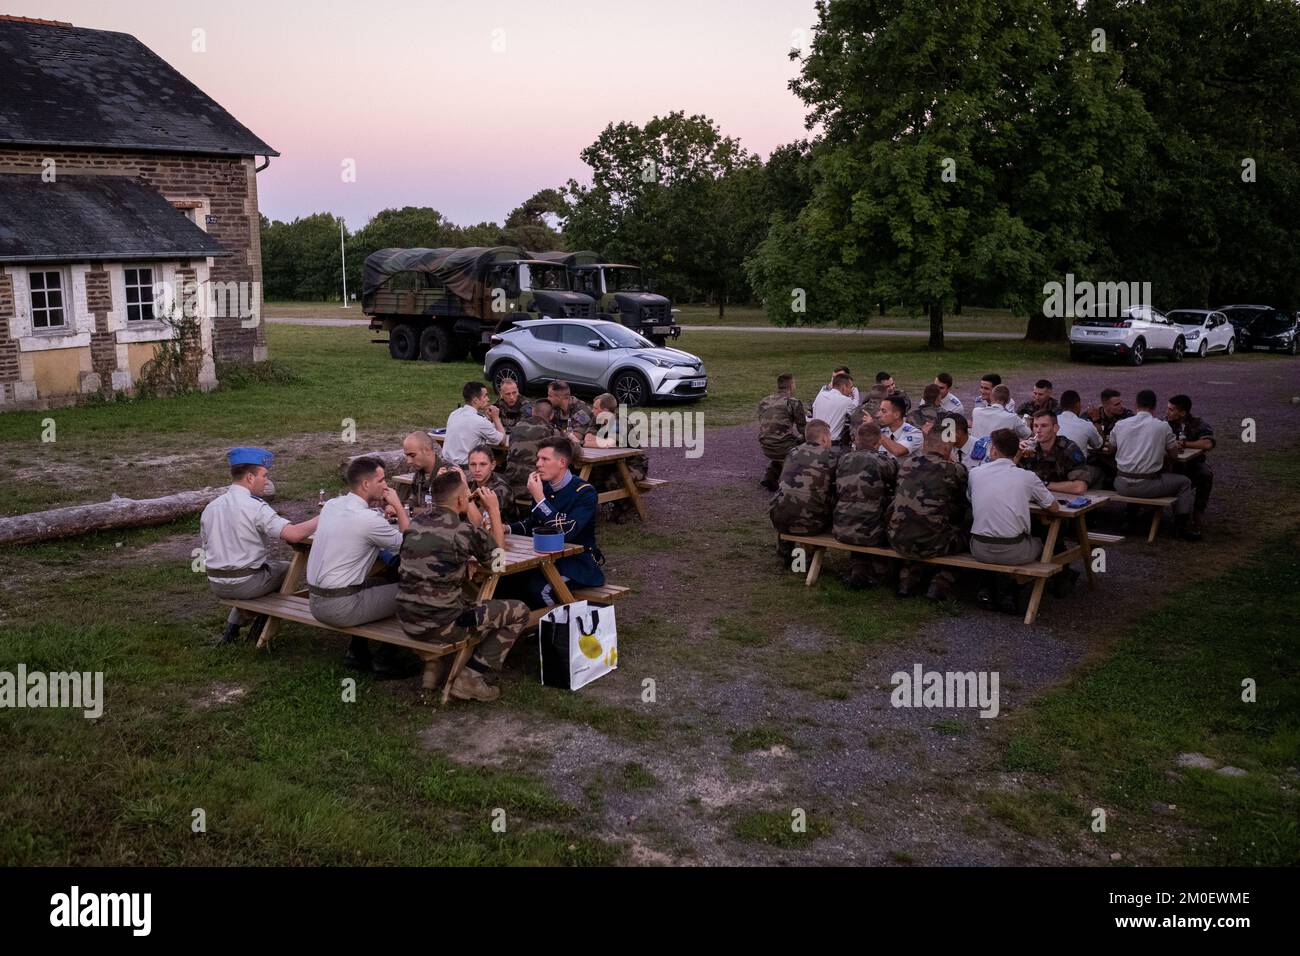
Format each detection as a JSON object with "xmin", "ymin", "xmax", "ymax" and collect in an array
[
  {"xmin": 611, "ymin": 369, "xmax": 650, "ymax": 407},
  {"xmin": 389, "ymin": 324, "xmax": 419, "ymax": 361},
  {"xmin": 492, "ymin": 361, "xmax": 526, "ymax": 393},
  {"xmin": 419, "ymin": 325, "xmax": 452, "ymax": 362}
]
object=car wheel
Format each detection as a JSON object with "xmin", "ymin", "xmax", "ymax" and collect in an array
[
  {"xmin": 611, "ymin": 369, "xmax": 651, "ymax": 407},
  {"xmin": 1227, "ymin": 337, "xmax": 1236, "ymax": 355},
  {"xmin": 1197, "ymin": 340, "xmax": 1209, "ymax": 358},
  {"xmin": 492, "ymin": 360, "xmax": 526, "ymax": 394},
  {"xmin": 418, "ymin": 324, "xmax": 452, "ymax": 362},
  {"xmin": 1169, "ymin": 337, "xmax": 1185, "ymax": 362},
  {"xmin": 1128, "ymin": 338, "xmax": 1145, "ymax": 367},
  {"xmin": 389, "ymin": 324, "xmax": 419, "ymax": 361}
]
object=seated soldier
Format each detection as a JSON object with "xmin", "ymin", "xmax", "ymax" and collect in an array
[
  {"xmin": 444, "ymin": 381, "xmax": 505, "ymax": 466},
  {"xmin": 907, "ymin": 383, "xmax": 944, "ymax": 430},
  {"xmin": 934, "ymin": 372, "xmax": 964, "ymax": 414},
  {"xmin": 758, "ymin": 373, "xmax": 807, "ymax": 491},
  {"xmin": 308, "ymin": 456, "xmax": 419, "ymax": 678},
  {"xmin": 1056, "ymin": 389, "xmax": 1103, "ymax": 487},
  {"xmin": 587, "ymin": 392, "xmax": 649, "ymax": 522},
  {"xmin": 1020, "ymin": 379, "xmax": 1058, "ymax": 418},
  {"xmin": 1166, "ymin": 394, "xmax": 1215, "ymax": 534},
  {"xmin": 814, "ymin": 365, "xmax": 861, "ymax": 407},
  {"xmin": 887, "ymin": 430, "xmax": 969, "ymax": 600},
  {"xmin": 493, "ymin": 377, "xmax": 532, "ymax": 434},
  {"xmin": 968, "ymin": 429, "xmax": 1061, "ymax": 614},
  {"xmin": 1111, "ymin": 389, "xmax": 1200, "ymax": 541},
  {"xmin": 466, "ymin": 444, "xmax": 518, "ymax": 525},
  {"xmin": 505, "ymin": 398, "xmax": 557, "ymax": 499},
  {"xmin": 769, "ymin": 419, "xmax": 839, "ymax": 563},
  {"xmin": 833, "ymin": 421, "xmax": 898, "ymax": 589},
  {"xmin": 1087, "ymin": 387, "xmax": 1135, "ymax": 438},
  {"xmin": 877, "ymin": 394, "xmax": 923, "ymax": 459},
  {"xmin": 973, "ymin": 373, "xmax": 1016, "ymax": 413},
  {"xmin": 398, "ymin": 430, "xmax": 440, "ymax": 515},
  {"xmin": 200, "ymin": 447, "xmax": 318, "ymax": 645},
  {"xmin": 508, "ymin": 437, "xmax": 605, "ymax": 607},
  {"xmin": 811, "ymin": 372, "xmax": 858, "ymax": 446},
  {"xmin": 397, "ymin": 471, "xmax": 527, "ymax": 702},
  {"xmin": 1016, "ymin": 409, "xmax": 1090, "ymax": 495},
  {"xmin": 945, "ymin": 413, "xmax": 986, "ymax": 472},
  {"xmin": 971, "ymin": 384, "xmax": 1029, "ymax": 441},
  {"xmin": 547, "ymin": 380, "xmax": 596, "ymax": 445}
]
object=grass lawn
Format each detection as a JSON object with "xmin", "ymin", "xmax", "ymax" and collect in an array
[{"xmin": 0, "ymin": 324, "xmax": 1066, "ymax": 515}]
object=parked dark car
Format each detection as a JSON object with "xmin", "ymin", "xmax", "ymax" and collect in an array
[
  {"xmin": 1218, "ymin": 304, "xmax": 1278, "ymax": 336},
  {"xmin": 1235, "ymin": 309, "xmax": 1299, "ymax": 355}
]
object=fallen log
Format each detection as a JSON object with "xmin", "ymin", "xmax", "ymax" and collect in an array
[
  {"xmin": 0, "ymin": 480, "xmax": 275, "ymax": 547},
  {"xmin": 340, "ymin": 448, "xmax": 407, "ymax": 483}
]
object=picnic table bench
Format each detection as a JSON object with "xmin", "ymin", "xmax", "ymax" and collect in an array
[
  {"xmin": 222, "ymin": 533, "xmax": 629, "ymax": 704},
  {"xmin": 780, "ymin": 495, "xmax": 1104, "ymax": 625}
]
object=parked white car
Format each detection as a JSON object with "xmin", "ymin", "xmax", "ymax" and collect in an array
[
  {"xmin": 1166, "ymin": 309, "xmax": 1236, "ymax": 358},
  {"xmin": 1068, "ymin": 305, "xmax": 1187, "ymax": 366}
]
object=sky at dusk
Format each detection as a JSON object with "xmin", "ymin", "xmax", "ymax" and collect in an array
[{"xmin": 28, "ymin": 0, "xmax": 819, "ymax": 228}]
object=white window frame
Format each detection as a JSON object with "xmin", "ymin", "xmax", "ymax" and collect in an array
[
  {"xmin": 28, "ymin": 268, "xmax": 69, "ymax": 332},
  {"xmin": 123, "ymin": 266, "xmax": 158, "ymax": 322}
]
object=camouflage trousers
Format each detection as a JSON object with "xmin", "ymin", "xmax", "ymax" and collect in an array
[
  {"xmin": 400, "ymin": 599, "xmax": 530, "ymax": 671},
  {"xmin": 896, "ymin": 532, "xmax": 969, "ymax": 595},
  {"xmin": 763, "ymin": 458, "xmax": 783, "ymax": 487}
]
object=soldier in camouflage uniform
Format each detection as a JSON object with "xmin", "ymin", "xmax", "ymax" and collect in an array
[
  {"xmin": 757, "ymin": 373, "xmax": 807, "ymax": 490},
  {"xmin": 589, "ymin": 393, "xmax": 649, "ymax": 523},
  {"xmin": 769, "ymin": 420, "xmax": 839, "ymax": 563},
  {"xmin": 833, "ymin": 421, "xmax": 898, "ymax": 588},
  {"xmin": 505, "ymin": 399, "xmax": 558, "ymax": 498},
  {"xmin": 398, "ymin": 430, "xmax": 441, "ymax": 515},
  {"xmin": 1016, "ymin": 410, "xmax": 1090, "ymax": 495},
  {"xmin": 1019, "ymin": 379, "xmax": 1059, "ymax": 419},
  {"xmin": 859, "ymin": 371, "xmax": 910, "ymax": 422},
  {"xmin": 1166, "ymin": 393, "xmax": 1215, "ymax": 533},
  {"xmin": 906, "ymin": 383, "xmax": 944, "ymax": 430},
  {"xmin": 396, "ymin": 470, "xmax": 528, "ymax": 702},
  {"xmin": 466, "ymin": 444, "xmax": 519, "ymax": 524},
  {"xmin": 1088, "ymin": 388, "xmax": 1136, "ymax": 488},
  {"xmin": 493, "ymin": 377, "xmax": 533, "ymax": 434},
  {"xmin": 887, "ymin": 431, "xmax": 969, "ymax": 599},
  {"xmin": 548, "ymin": 380, "xmax": 596, "ymax": 444}
]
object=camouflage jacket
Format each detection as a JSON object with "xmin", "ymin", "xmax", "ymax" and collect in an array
[
  {"xmin": 552, "ymin": 398, "xmax": 596, "ymax": 439},
  {"xmin": 1019, "ymin": 436, "xmax": 1089, "ymax": 486},
  {"xmin": 1090, "ymin": 406, "xmax": 1134, "ymax": 438},
  {"xmin": 757, "ymin": 392, "xmax": 807, "ymax": 460},
  {"xmin": 470, "ymin": 471, "xmax": 518, "ymax": 523},
  {"xmin": 1169, "ymin": 414, "xmax": 1216, "ymax": 449},
  {"xmin": 906, "ymin": 403, "xmax": 943, "ymax": 430},
  {"xmin": 769, "ymin": 442, "xmax": 839, "ymax": 534},
  {"xmin": 504, "ymin": 416, "xmax": 558, "ymax": 494},
  {"xmin": 1020, "ymin": 395, "xmax": 1059, "ymax": 419},
  {"xmin": 887, "ymin": 451, "xmax": 968, "ymax": 558},
  {"xmin": 396, "ymin": 505, "xmax": 496, "ymax": 631},
  {"xmin": 495, "ymin": 397, "xmax": 533, "ymax": 434},
  {"xmin": 398, "ymin": 466, "xmax": 438, "ymax": 514},
  {"xmin": 833, "ymin": 449, "xmax": 898, "ymax": 546}
]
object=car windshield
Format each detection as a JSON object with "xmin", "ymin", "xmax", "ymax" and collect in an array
[
  {"xmin": 600, "ymin": 324, "xmax": 653, "ymax": 349},
  {"xmin": 603, "ymin": 267, "xmax": 645, "ymax": 293},
  {"xmin": 1222, "ymin": 308, "xmax": 1268, "ymax": 325},
  {"xmin": 525, "ymin": 264, "xmax": 571, "ymax": 291},
  {"xmin": 1167, "ymin": 312, "xmax": 1207, "ymax": 326},
  {"xmin": 1252, "ymin": 314, "xmax": 1293, "ymax": 332}
]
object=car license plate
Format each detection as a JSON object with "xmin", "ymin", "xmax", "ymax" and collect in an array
[
  {"xmin": 687, "ymin": 378, "xmax": 706, "ymax": 388},
  {"xmin": 653, "ymin": 325, "xmax": 672, "ymax": 335},
  {"xmin": 1086, "ymin": 330, "xmax": 1106, "ymax": 336}
]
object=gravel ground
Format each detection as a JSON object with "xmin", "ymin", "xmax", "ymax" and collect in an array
[{"xmin": 421, "ymin": 350, "xmax": 1300, "ymax": 865}]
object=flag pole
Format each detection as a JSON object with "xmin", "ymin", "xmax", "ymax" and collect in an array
[{"xmin": 340, "ymin": 218, "xmax": 349, "ymax": 308}]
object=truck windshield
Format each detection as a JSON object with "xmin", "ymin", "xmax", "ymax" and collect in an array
[
  {"xmin": 604, "ymin": 267, "xmax": 644, "ymax": 293},
  {"xmin": 524, "ymin": 264, "xmax": 570, "ymax": 291}
]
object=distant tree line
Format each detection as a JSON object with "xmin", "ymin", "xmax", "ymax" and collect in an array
[{"xmin": 261, "ymin": 0, "xmax": 1300, "ymax": 346}]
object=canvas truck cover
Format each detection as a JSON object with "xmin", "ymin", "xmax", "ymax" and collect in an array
[
  {"xmin": 362, "ymin": 245, "xmax": 528, "ymax": 300},
  {"xmin": 535, "ymin": 250, "xmax": 601, "ymax": 268}
]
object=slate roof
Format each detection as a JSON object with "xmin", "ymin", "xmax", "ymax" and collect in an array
[
  {"xmin": 0, "ymin": 17, "xmax": 278, "ymax": 157},
  {"xmin": 0, "ymin": 173, "xmax": 231, "ymax": 262}
]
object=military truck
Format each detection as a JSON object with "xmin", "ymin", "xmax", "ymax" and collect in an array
[
  {"xmin": 536, "ymin": 251, "xmax": 680, "ymax": 345},
  {"xmin": 363, "ymin": 246, "xmax": 595, "ymax": 362}
]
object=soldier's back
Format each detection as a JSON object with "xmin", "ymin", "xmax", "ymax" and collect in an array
[
  {"xmin": 505, "ymin": 418, "xmax": 555, "ymax": 492},
  {"xmin": 757, "ymin": 393, "xmax": 806, "ymax": 459},
  {"xmin": 833, "ymin": 450, "xmax": 897, "ymax": 546},
  {"xmin": 888, "ymin": 453, "xmax": 967, "ymax": 558},
  {"xmin": 770, "ymin": 442, "xmax": 838, "ymax": 534},
  {"xmin": 396, "ymin": 508, "xmax": 475, "ymax": 631}
]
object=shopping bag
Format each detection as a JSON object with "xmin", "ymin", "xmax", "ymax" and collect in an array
[{"xmin": 538, "ymin": 599, "xmax": 618, "ymax": 690}]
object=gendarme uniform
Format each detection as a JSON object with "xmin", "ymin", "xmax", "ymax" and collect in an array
[
  {"xmin": 397, "ymin": 506, "xmax": 528, "ymax": 672},
  {"xmin": 1019, "ymin": 436, "xmax": 1090, "ymax": 488},
  {"xmin": 509, "ymin": 470, "xmax": 605, "ymax": 606},
  {"xmin": 968, "ymin": 456, "xmax": 1055, "ymax": 566},
  {"xmin": 880, "ymin": 421, "xmax": 924, "ymax": 459},
  {"xmin": 200, "ymin": 447, "xmax": 290, "ymax": 628},
  {"xmin": 306, "ymin": 492, "xmax": 403, "ymax": 629},
  {"xmin": 495, "ymin": 396, "xmax": 534, "ymax": 434},
  {"xmin": 939, "ymin": 392, "xmax": 964, "ymax": 415},
  {"xmin": 1111, "ymin": 411, "xmax": 1194, "ymax": 517}
]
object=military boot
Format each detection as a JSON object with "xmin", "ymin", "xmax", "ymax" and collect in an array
[
  {"xmin": 451, "ymin": 667, "xmax": 500, "ymax": 702},
  {"xmin": 1174, "ymin": 514, "xmax": 1203, "ymax": 542},
  {"xmin": 213, "ymin": 622, "xmax": 240, "ymax": 646}
]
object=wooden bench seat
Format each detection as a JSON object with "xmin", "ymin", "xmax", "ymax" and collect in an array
[
  {"xmin": 778, "ymin": 532, "xmax": 1062, "ymax": 625},
  {"xmin": 1086, "ymin": 490, "xmax": 1178, "ymax": 544},
  {"xmin": 525, "ymin": 583, "xmax": 631, "ymax": 626},
  {"xmin": 596, "ymin": 477, "xmax": 669, "ymax": 505}
]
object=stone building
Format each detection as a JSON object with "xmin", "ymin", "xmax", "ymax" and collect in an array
[{"xmin": 0, "ymin": 15, "xmax": 278, "ymax": 408}]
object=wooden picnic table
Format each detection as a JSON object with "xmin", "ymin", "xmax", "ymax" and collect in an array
[
  {"xmin": 255, "ymin": 532, "xmax": 584, "ymax": 649},
  {"xmin": 1023, "ymin": 494, "xmax": 1106, "ymax": 623}
]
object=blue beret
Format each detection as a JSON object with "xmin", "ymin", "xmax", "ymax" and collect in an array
[{"xmin": 227, "ymin": 447, "xmax": 273, "ymax": 468}]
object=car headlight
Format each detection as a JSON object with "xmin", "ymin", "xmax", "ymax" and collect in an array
[
  {"xmin": 647, "ymin": 357, "xmax": 675, "ymax": 369},
  {"xmin": 1185, "ymin": 329, "xmax": 1200, "ymax": 339}
]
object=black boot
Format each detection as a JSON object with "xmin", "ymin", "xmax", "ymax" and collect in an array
[
  {"xmin": 343, "ymin": 636, "xmax": 374, "ymax": 672},
  {"xmin": 1174, "ymin": 514, "xmax": 1202, "ymax": 542},
  {"xmin": 212, "ymin": 622, "xmax": 240, "ymax": 646},
  {"xmin": 976, "ymin": 573, "xmax": 998, "ymax": 611}
]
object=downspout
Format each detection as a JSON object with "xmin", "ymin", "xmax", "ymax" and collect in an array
[{"xmin": 255, "ymin": 156, "xmax": 270, "ymax": 173}]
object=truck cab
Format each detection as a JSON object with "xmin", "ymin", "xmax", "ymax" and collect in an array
[{"xmin": 538, "ymin": 251, "xmax": 680, "ymax": 345}]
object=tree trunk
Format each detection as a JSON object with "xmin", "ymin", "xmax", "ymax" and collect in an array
[
  {"xmin": 879, "ymin": 302, "xmax": 886, "ymax": 316},
  {"xmin": 928, "ymin": 303, "xmax": 945, "ymax": 350},
  {"xmin": 717, "ymin": 291, "xmax": 725, "ymax": 320},
  {"xmin": 0, "ymin": 488, "xmax": 226, "ymax": 546},
  {"xmin": 1024, "ymin": 312, "xmax": 1068, "ymax": 341},
  {"xmin": 954, "ymin": 297, "xmax": 962, "ymax": 316}
]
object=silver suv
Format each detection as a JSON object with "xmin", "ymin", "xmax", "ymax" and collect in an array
[{"xmin": 483, "ymin": 319, "xmax": 707, "ymax": 406}]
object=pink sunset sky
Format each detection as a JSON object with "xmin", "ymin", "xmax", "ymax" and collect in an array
[{"xmin": 28, "ymin": 0, "xmax": 819, "ymax": 228}]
